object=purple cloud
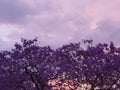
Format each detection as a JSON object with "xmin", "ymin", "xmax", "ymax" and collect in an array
[
  {"xmin": 0, "ymin": 0, "xmax": 120, "ymax": 49},
  {"xmin": 86, "ymin": 19, "xmax": 120, "ymax": 45},
  {"xmin": 0, "ymin": 0, "xmax": 33, "ymax": 24}
]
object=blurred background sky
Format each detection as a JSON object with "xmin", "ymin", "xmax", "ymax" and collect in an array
[{"xmin": 0, "ymin": 0, "xmax": 120, "ymax": 50}]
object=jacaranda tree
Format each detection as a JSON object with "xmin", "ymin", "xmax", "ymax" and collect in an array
[
  {"xmin": 0, "ymin": 39, "xmax": 120, "ymax": 90},
  {"xmin": 0, "ymin": 38, "xmax": 58, "ymax": 90}
]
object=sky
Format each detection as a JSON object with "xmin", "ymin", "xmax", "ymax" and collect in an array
[{"xmin": 0, "ymin": 0, "xmax": 120, "ymax": 50}]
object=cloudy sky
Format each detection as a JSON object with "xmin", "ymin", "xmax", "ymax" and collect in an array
[{"xmin": 0, "ymin": 0, "xmax": 120, "ymax": 49}]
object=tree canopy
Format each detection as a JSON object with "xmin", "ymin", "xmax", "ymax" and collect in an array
[{"xmin": 0, "ymin": 39, "xmax": 120, "ymax": 90}]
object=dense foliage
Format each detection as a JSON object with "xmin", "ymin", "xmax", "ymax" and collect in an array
[{"xmin": 0, "ymin": 39, "xmax": 120, "ymax": 90}]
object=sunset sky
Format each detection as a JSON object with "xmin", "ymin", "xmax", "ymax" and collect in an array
[{"xmin": 0, "ymin": 0, "xmax": 120, "ymax": 49}]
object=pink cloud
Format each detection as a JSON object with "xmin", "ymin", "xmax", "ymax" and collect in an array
[{"xmin": 0, "ymin": 0, "xmax": 120, "ymax": 49}]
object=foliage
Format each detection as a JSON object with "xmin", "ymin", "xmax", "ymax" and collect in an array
[{"xmin": 0, "ymin": 39, "xmax": 120, "ymax": 90}]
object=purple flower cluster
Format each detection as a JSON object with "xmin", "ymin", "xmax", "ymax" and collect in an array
[{"xmin": 0, "ymin": 39, "xmax": 120, "ymax": 90}]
